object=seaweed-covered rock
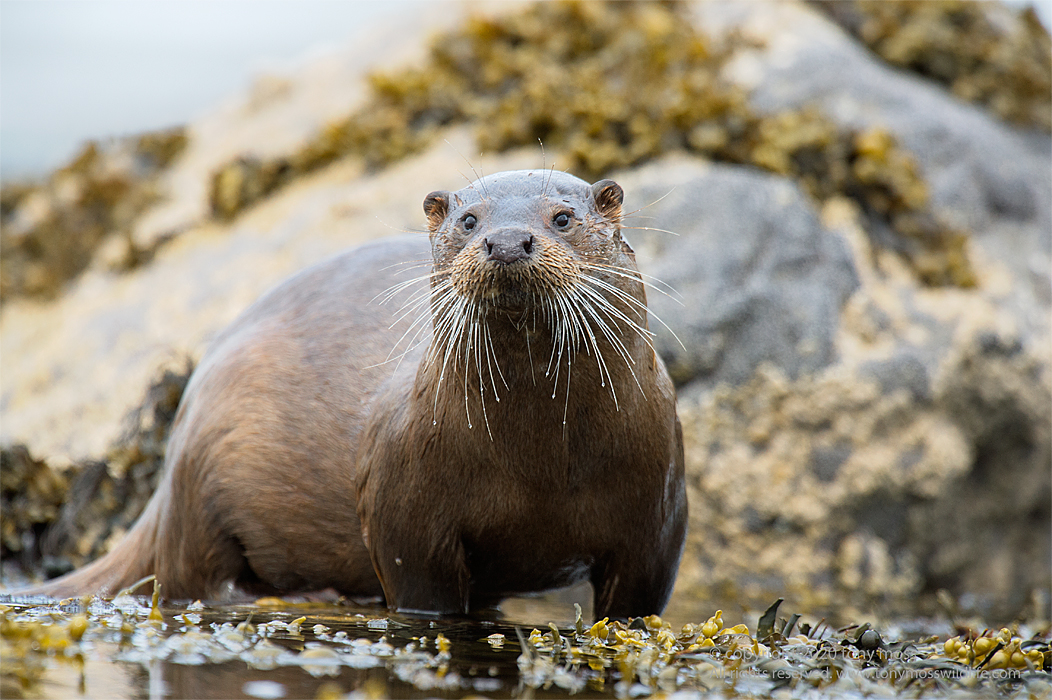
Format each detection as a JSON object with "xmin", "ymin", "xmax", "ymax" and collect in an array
[
  {"xmin": 0, "ymin": 363, "xmax": 192, "ymax": 582},
  {"xmin": 609, "ymin": 148, "xmax": 1049, "ymax": 622},
  {"xmin": 0, "ymin": 129, "xmax": 187, "ymax": 302},
  {"xmin": 1, "ymin": 0, "xmax": 1048, "ymax": 623},
  {"xmin": 694, "ymin": 1, "xmax": 1051, "ymax": 285},
  {"xmin": 209, "ymin": 1, "xmax": 975, "ymax": 288},
  {"xmin": 647, "ymin": 2, "xmax": 1051, "ymax": 621},
  {"xmin": 669, "ymin": 339, "xmax": 1050, "ymax": 622},
  {"xmin": 813, "ymin": 0, "xmax": 1052, "ymax": 132},
  {"xmin": 664, "ymin": 197, "xmax": 1049, "ymax": 623},
  {"xmin": 38, "ymin": 362, "xmax": 192, "ymax": 574},
  {"xmin": 0, "ymin": 446, "xmax": 69, "ymax": 574}
]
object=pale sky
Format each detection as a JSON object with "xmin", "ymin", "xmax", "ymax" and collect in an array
[{"xmin": 0, "ymin": 0, "xmax": 407, "ymax": 179}]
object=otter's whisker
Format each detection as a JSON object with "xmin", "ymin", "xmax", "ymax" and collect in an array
[
  {"xmin": 373, "ymin": 270, "xmax": 439, "ymax": 306},
  {"xmin": 544, "ymin": 296, "xmax": 562, "ymax": 378},
  {"xmin": 620, "ymin": 188, "xmax": 676, "ymax": 219},
  {"xmin": 473, "ymin": 306, "xmax": 493, "ymax": 437},
  {"xmin": 484, "ymin": 321, "xmax": 509, "ymax": 394},
  {"xmin": 561, "ymin": 353, "xmax": 572, "ymax": 437},
  {"xmin": 543, "ymin": 162, "xmax": 557, "ymax": 200},
  {"xmin": 579, "ymin": 262, "xmax": 683, "ymax": 303},
  {"xmin": 554, "ymin": 295, "xmax": 581, "ymax": 362},
  {"xmin": 621, "ymin": 224, "xmax": 680, "ymax": 237},
  {"xmin": 391, "ymin": 278, "xmax": 450, "ymax": 326},
  {"xmin": 575, "ymin": 290, "xmax": 647, "ymax": 399},
  {"xmin": 472, "ymin": 307, "xmax": 494, "ymax": 440},
  {"xmin": 549, "ymin": 303, "xmax": 569, "ymax": 400},
  {"xmin": 564, "ymin": 293, "xmax": 620, "ymax": 409},
  {"xmin": 364, "ymin": 288, "xmax": 441, "ymax": 370},
  {"xmin": 524, "ymin": 313, "xmax": 537, "ymax": 386},
  {"xmin": 448, "ymin": 303, "xmax": 473, "ymax": 429},
  {"xmin": 431, "ymin": 295, "xmax": 470, "ymax": 422},
  {"xmin": 577, "ymin": 297, "xmax": 635, "ymax": 369},
  {"xmin": 554, "ymin": 295, "xmax": 585, "ymax": 356},
  {"xmin": 388, "ymin": 282, "xmax": 457, "ymax": 367},
  {"xmin": 573, "ymin": 287, "xmax": 639, "ymax": 368},
  {"xmin": 573, "ymin": 289, "xmax": 652, "ymax": 401},
  {"xmin": 445, "ymin": 138, "xmax": 489, "ymax": 200},
  {"xmin": 462, "ymin": 320, "xmax": 473, "ymax": 430},
  {"xmin": 372, "ymin": 213, "xmax": 434, "ymax": 236},
  {"xmin": 581, "ymin": 275, "xmax": 684, "ymax": 351},
  {"xmin": 390, "ymin": 292, "xmax": 434, "ymax": 331},
  {"xmin": 471, "ymin": 307, "xmax": 483, "ymax": 398},
  {"xmin": 479, "ymin": 311, "xmax": 495, "ymax": 401},
  {"xmin": 378, "ymin": 258, "xmax": 435, "ymax": 274},
  {"xmin": 576, "ymin": 281, "xmax": 656, "ymax": 351},
  {"xmin": 390, "ymin": 276, "xmax": 446, "ymax": 323}
]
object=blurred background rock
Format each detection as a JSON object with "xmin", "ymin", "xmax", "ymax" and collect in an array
[{"xmin": 1, "ymin": 0, "xmax": 1049, "ymax": 626}]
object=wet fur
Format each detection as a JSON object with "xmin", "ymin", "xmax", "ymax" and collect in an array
[{"xmin": 22, "ymin": 171, "xmax": 687, "ymax": 619}]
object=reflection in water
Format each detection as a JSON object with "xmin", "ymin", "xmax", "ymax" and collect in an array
[
  {"xmin": 1, "ymin": 590, "xmax": 1046, "ymax": 699},
  {"xmin": 2, "ymin": 593, "xmax": 580, "ymax": 700}
]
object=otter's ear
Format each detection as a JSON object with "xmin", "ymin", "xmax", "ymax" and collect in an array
[
  {"xmin": 423, "ymin": 191, "xmax": 450, "ymax": 231},
  {"xmin": 590, "ymin": 179, "xmax": 623, "ymax": 220}
]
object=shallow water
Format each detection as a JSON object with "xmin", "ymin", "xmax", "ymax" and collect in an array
[
  {"xmin": 3, "ymin": 596, "xmax": 580, "ymax": 700},
  {"xmin": 3, "ymin": 590, "xmax": 1048, "ymax": 700}
]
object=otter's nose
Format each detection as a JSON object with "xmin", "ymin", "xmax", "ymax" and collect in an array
[{"xmin": 484, "ymin": 229, "xmax": 534, "ymax": 264}]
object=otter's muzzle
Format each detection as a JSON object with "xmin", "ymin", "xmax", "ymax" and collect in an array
[{"xmin": 484, "ymin": 229, "xmax": 534, "ymax": 265}]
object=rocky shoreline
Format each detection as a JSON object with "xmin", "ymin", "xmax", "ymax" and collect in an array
[{"xmin": 1, "ymin": 0, "xmax": 1049, "ymax": 626}]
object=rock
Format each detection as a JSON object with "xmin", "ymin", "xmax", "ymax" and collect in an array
[
  {"xmin": 0, "ymin": 445, "xmax": 69, "ymax": 572},
  {"xmin": 663, "ymin": 194, "xmax": 1050, "ymax": 623},
  {"xmin": 667, "ymin": 321, "xmax": 1049, "ymax": 621},
  {"xmin": 617, "ymin": 156, "xmax": 859, "ymax": 390},
  {"xmin": 0, "ymin": 128, "xmax": 533, "ymax": 462},
  {"xmin": 655, "ymin": 0, "xmax": 1052, "ymax": 624},
  {"xmin": 2, "ymin": 0, "xmax": 1048, "ymax": 623},
  {"xmin": 128, "ymin": 3, "xmax": 442, "ymax": 252},
  {"xmin": 693, "ymin": 0, "xmax": 1051, "ymax": 337}
]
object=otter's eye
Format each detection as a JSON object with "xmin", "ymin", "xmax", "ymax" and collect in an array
[
  {"xmin": 553, "ymin": 212, "xmax": 571, "ymax": 228},
  {"xmin": 462, "ymin": 214, "xmax": 478, "ymax": 231}
]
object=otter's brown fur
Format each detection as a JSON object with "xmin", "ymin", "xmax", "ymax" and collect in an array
[{"xmin": 22, "ymin": 170, "xmax": 687, "ymax": 619}]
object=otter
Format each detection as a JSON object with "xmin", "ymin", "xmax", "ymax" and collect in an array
[{"xmin": 23, "ymin": 170, "xmax": 687, "ymax": 619}]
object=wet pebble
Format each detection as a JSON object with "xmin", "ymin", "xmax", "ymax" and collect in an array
[{"xmin": 242, "ymin": 679, "xmax": 286, "ymax": 699}]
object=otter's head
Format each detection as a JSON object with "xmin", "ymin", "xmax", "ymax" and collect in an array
[
  {"xmin": 415, "ymin": 170, "xmax": 654, "ymax": 421},
  {"xmin": 422, "ymin": 170, "xmax": 629, "ymax": 312}
]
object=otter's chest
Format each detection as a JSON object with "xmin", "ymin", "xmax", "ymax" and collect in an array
[
  {"xmin": 453, "ymin": 475, "xmax": 623, "ymax": 597},
  {"xmin": 462, "ymin": 513, "xmax": 597, "ymax": 597}
]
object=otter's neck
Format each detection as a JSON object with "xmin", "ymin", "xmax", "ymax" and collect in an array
[{"xmin": 413, "ymin": 308, "xmax": 653, "ymax": 441}]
